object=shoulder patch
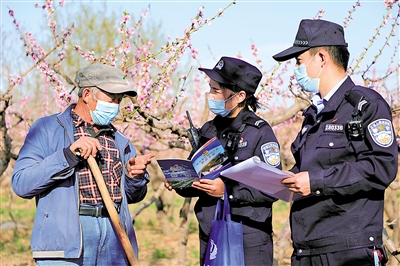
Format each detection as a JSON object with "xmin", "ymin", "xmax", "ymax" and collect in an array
[
  {"xmin": 261, "ymin": 142, "xmax": 280, "ymax": 166},
  {"xmin": 367, "ymin": 119, "xmax": 393, "ymax": 147}
]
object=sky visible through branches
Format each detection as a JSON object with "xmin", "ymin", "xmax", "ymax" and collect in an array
[{"xmin": 2, "ymin": 0, "xmax": 398, "ymax": 90}]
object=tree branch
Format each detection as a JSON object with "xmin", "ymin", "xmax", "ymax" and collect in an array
[{"xmin": 265, "ymin": 97, "xmax": 310, "ymax": 126}]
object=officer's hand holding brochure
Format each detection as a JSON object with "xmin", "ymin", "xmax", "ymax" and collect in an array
[
  {"xmin": 157, "ymin": 137, "xmax": 232, "ymax": 189},
  {"xmin": 220, "ymin": 156, "xmax": 302, "ymax": 202}
]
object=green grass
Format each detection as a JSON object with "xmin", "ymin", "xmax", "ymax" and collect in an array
[
  {"xmin": 0, "ymin": 195, "xmax": 8, "ymax": 203},
  {"xmin": 173, "ymin": 196, "xmax": 184, "ymax": 206},
  {"xmin": 0, "ymin": 195, "xmax": 36, "ymax": 224},
  {"xmin": 147, "ymin": 220, "xmax": 155, "ymax": 227},
  {"xmin": 189, "ymin": 247, "xmax": 199, "ymax": 259},
  {"xmin": 14, "ymin": 234, "xmax": 29, "ymax": 252},
  {"xmin": 140, "ymin": 240, "xmax": 150, "ymax": 249},
  {"xmin": 153, "ymin": 247, "xmax": 169, "ymax": 259},
  {"xmin": 188, "ymin": 219, "xmax": 198, "ymax": 234}
]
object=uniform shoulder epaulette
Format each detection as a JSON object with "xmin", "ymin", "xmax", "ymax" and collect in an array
[
  {"xmin": 345, "ymin": 89, "xmax": 368, "ymax": 113},
  {"xmin": 244, "ymin": 116, "xmax": 267, "ymax": 128}
]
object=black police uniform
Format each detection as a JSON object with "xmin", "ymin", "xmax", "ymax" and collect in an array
[
  {"xmin": 176, "ymin": 109, "xmax": 281, "ymax": 266},
  {"xmin": 290, "ymin": 77, "xmax": 398, "ymax": 265}
]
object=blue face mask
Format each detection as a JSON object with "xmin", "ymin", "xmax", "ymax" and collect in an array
[
  {"xmin": 207, "ymin": 93, "xmax": 237, "ymax": 117},
  {"xmin": 294, "ymin": 56, "xmax": 323, "ymax": 93},
  {"xmin": 89, "ymin": 92, "xmax": 120, "ymax": 125}
]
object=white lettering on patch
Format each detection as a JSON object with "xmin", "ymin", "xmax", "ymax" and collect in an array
[{"xmin": 324, "ymin": 124, "xmax": 344, "ymax": 132}]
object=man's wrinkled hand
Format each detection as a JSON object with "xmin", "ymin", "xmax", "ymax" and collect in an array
[
  {"xmin": 126, "ymin": 153, "xmax": 155, "ymax": 178},
  {"xmin": 70, "ymin": 136, "xmax": 102, "ymax": 159}
]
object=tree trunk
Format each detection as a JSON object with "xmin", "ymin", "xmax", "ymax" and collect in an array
[
  {"xmin": 273, "ymin": 218, "xmax": 292, "ymax": 265},
  {"xmin": 0, "ymin": 100, "xmax": 12, "ymax": 177},
  {"xmin": 177, "ymin": 197, "xmax": 193, "ymax": 265}
]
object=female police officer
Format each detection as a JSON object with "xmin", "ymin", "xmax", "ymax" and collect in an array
[{"xmin": 166, "ymin": 56, "xmax": 281, "ymax": 265}]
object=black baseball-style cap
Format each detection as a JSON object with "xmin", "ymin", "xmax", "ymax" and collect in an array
[
  {"xmin": 199, "ymin": 56, "xmax": 262, "ymax": 94},
  {"xmin": 273, "ymin": 19, "xmax": 348, "ymax": 62}
]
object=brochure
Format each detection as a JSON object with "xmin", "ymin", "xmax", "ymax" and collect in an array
[
  {"xmin": 220, "ymin": 156, "xmax": 302, "ymax": 202},
  {"xmin": 157, "ymin": 137, "xmax": 232, "ymax": 189}
]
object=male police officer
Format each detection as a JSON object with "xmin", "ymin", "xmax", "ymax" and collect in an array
[{"xmin": 273, "ymin": 19, "xmax": 398, "ymax": 265}]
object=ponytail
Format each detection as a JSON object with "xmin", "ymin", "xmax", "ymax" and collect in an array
[{"xmin": 220, "ymin": 83, "xmax": 260, "ymax": 112}]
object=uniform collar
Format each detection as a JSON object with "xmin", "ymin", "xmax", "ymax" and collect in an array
[
  {"xmin": 324, "ymin": 75, "xmax": 348, "ymax": 101},
  {"xmin": 214, "ymin": 108, "xmax": 251, "ymax": 131},
  {"xmin": 319, "ymin": 76, "xmax": 355, "ymax": 114}
]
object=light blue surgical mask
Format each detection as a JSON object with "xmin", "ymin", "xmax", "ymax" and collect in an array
[
  {"xmin": 207, "ymin": 93, "xmax": 237, "ymax": 117},
  {"xmin": 294, "ymin": 56, "xmax": 323, "ymax": 93},
  {"xmin": 89, "ymin": 91, "xmax": 120, "ymax": 125}
]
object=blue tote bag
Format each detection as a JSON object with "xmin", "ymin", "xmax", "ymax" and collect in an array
[{"xmin": 203, "ymin": 189, "xmax": 245, "ymax": 266}]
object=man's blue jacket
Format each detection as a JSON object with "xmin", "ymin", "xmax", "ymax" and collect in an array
[{"xmin": 12, "ymin": 104, "xmax": 149, "ymax": 259}]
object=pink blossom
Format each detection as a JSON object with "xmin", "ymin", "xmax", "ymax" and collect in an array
[
  {"xmin": 191, "ymin": 49, "xmax": 199, "ymax": 59},
  {"xmin": 120, "ymin": 14, "xmax": 131, "ymax": 25}
]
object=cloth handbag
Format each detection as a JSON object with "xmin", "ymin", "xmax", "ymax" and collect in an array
[{"xmin": 203, "ymin": 188, "xmax": 245, "ymax": 266}]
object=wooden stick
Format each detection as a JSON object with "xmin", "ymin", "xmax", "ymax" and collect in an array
[{"xmin": 87, "ymin": 155, "xmax": 140, "ymax": 266}]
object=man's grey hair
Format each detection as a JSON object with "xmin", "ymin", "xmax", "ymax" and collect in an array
[{"xmin": 77, "ymin": 86, "xmax": 99, "ymax": 97}]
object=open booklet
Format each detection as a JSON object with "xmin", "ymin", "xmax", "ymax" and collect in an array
[
  {"xmin": 220, "ymin": 156, "xmax": 302, "ymax": 202},
  {"xmin": 157, "ymin": 137, "xmax": 232, "ymax": 189}
]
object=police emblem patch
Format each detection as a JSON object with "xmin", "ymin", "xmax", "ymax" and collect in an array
[
  {"xmin": 261, "ymin": 142, "xmax": 280, "ymax": 166},
  {"xmin": 367, "ymin": 119, "xmax": 393, "ymax": 147},
  {"xmin": 216, "ymin": 60, "xmax": 224, "ymax": 70}
]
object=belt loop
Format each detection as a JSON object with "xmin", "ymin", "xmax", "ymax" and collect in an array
[{"xmin": 95, "ymin": 206, "xmax": 100, "ymax": 217}]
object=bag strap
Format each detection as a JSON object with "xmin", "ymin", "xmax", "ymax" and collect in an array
[
  {"xmin": 213, "ymin": 197, "xmax": 222, "ymax": 220},
  {"xmin": 222, "ymin": 187, "xmax": 232, "ymax": 222},
  {"xmin": 213, "ymin": 186, "xmax": 232, "ymax": 222}
]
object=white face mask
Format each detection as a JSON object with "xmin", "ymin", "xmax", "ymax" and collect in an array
[
  {"xmin": 88, "ymin": 90, "xmax": 120, "ymax": 125},
  {"xmin": 294, "ymin": 55, "xmax": 323, "ymax": 93}
]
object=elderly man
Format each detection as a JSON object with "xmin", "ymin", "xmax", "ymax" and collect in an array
[
  {"xmin": 12, "ymin": 64, "xmax": 154, "ymax": 265},
  {"xmin": 273, "ymin": 19, "xmax": 398, "ymax": 265}
]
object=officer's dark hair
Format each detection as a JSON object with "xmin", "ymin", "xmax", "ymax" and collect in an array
[
  {"xmin": 219, "ymin": 83, "xmax": 260, "ymax": 112},
  {"xmin": 309, "ymin": 46, "xmax": 350, "ymax": 71}
]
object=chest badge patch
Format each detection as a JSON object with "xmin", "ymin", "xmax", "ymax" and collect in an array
[
  {"xmin": 324, "ymin": 124, "xmax": 344, "ymax": 132},
  {"xmin": 367, "ymin": 119, "xmax": 393, "ymax": 147},
  {"xmin": 261, "ymin": 142, "xmax": 280, "ymax": 166}
]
